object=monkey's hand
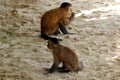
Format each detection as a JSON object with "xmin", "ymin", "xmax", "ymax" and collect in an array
[
  {"xmin": 66, "ymin": 32, "xmax": 77, "ymax": 35},
  {"xmin": 44, "ymin": 72, "xmax": 49, "ymax": 75},
  {"xmin": 44, "ymin": 68, "xmax": 54, "ymax": 75},
  {"xmin": 67, "ymin": 32, "xmax": 74, "ymax": 35},
  {"xmin": 70, "ymin": 12, "xmax": 75, "ymax": 21}
]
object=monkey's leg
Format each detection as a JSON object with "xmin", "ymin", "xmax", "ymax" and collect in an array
[
  {"xmin": 41, "ymin": 33, "xmax": 63, "ymax": 41},
  {"xmin": 57, "ymin": 64, "xmax": 70, "ymax": 73},
  {"xmin": 41, "ymin": 33, "xmax": 52, "ymax": 40},
  {"xmin": 58, "ymin": 69, "xmax": 70, "ymax": 73},
  {"xmin": 57, "ymin": 65, "xmax": 66, "ymax": 71},
  {"xmin": 54, "ymin": 30, "xmax": 61, "ymax": 35}
]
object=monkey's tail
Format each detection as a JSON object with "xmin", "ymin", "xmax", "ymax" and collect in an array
[{"xmin": 41, "ymin": 33, "xmax": 62, "ymax": 41}]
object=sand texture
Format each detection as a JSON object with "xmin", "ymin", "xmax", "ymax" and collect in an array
[{"xmin": 0, "ymin": 0, "xmax": 120, "ymax": 80}]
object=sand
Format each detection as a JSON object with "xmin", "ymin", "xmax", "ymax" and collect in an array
[{"xmin": 0, "ymin": 0, "xmax": 120, "ymax": 80}]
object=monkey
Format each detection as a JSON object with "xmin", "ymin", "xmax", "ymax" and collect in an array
[
  {"xmin": 41, "ymin": 2, "xmax": 75, "ymax": 40},
  {"xmin": 45, "ymin": 38, "xmax": 83, "ymax": 74}
]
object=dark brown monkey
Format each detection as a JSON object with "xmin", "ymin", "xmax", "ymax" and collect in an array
[
  {"xmin": 41, "ymin": 2, "xmax": 75, "ymax": 40},
  {"xmin": 46, "ymin": 38, "xmax": 83, "ymax": 74}
]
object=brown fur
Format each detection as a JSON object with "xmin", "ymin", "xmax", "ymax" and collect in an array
[
  {"xmin": 47, "ymin": 38, "xmax": 83, "ymax": 73},
  {"xmin": 41, "ymin": 2, "xmax": 74, "ymax": 40}
]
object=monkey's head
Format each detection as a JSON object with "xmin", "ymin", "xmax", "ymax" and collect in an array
[
  {"xmin": 60, "ymin": 2, "xmax": 72, "ymax": 8},
  {"xmin": 60, "ymin": 2, "xmax": 72, "ymax": 14},
  {"xmin": 47, "ymin": 38, "xmax": 59, "ymax": 50}
]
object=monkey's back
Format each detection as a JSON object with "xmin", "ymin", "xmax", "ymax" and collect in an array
[
  {"xmin": 41, "ymin": 8, "xmax": 64, "ymax": 35},
  {"xmin": 57, "ymin": 45, "xmax": 80, "ymax": 72}
]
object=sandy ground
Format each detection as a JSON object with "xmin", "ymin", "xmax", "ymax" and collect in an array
[{"xmin": 0, "ymin": 0, "xmax": 120, "ymax": 80}]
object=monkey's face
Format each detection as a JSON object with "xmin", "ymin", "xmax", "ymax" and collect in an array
[
  {"xmin": 68, "ymin": 6, "xmax": 72, "ymax": 14},
  {"xmin": 66, "ymin": 6, "xmax": 72, "ymax": 15}
]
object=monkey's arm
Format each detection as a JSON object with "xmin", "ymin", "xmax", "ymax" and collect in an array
[
  {"xmin": 70, "ymin": 12, "xmax": 75, "ymax": 21},
  {"xmin": 59, "ymin": 12, "xmax": 75, "ymax": 34},
  {"xmin": 59, "ymin": 23, "xmax": 69, "ymax": 34},
  {"xmin": 59, "ymin": 23, "xmax": 73, "ymax": 34},
  {"xmin": 48, "ymin": 63, "xmax": 58, "ymax": 73},
  {"xmin": 61, "ymin": 12, "xmax": 75, "ymax": 25},
  {"xmin": 47, "ymin": 57, "xmax": 61, "ymax": 73},
  {"xmin": 44, "ymin": 62, "xmax": 59, "ymax": 75}
]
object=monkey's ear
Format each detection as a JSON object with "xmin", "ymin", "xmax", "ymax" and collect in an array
[{"xmin": 51, "ymin": 38, "xmax": 59, "ymax": 44}]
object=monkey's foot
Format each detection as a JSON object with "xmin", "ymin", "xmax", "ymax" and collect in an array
[{"xmin": 58, "ymin": 69, "xmax": 70, "ymax": 73}]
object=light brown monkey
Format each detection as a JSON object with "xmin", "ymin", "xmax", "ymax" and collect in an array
[
  {"xmin": 46, "ymin": 38, "xmax": 83, "ymax": 73},
  {"xmin": 41, "ymin": 2, "xmax": 75, "ymax": 40}
]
